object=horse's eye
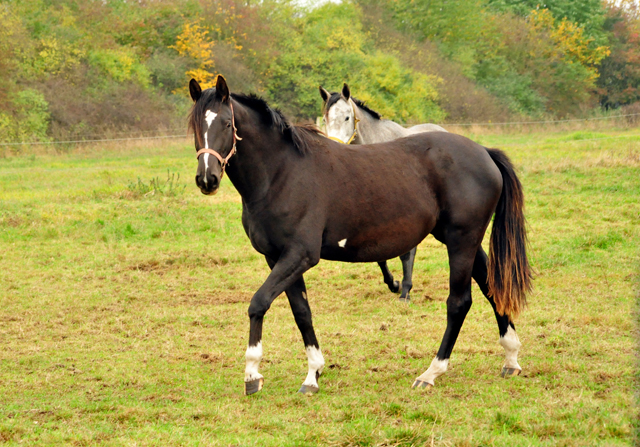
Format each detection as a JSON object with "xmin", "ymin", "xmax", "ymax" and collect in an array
[
  {"xmin": 345, "ymin": 116, "xmax": 350, "ymax": 121},
  {"xmin": 226, "ymin": 122, "xmax": 232, "ymax": 128}
]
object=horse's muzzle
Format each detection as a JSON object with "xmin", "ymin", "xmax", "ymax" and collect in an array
[{"xmin": 195, "ymin": 173, "xmax": 220, "ymax": 195}]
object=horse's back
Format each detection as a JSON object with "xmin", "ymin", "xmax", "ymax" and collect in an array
[{"xmin": 405, "ymin": 123, "xmax": 448, "ymax": 134}]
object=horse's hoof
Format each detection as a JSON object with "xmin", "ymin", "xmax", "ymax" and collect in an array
[
  {"xmin": 389, "ymin": 281, "xmax": 400, "ymax": 293},
  {"xmin": 298, "ymin": 384, "xmax": 319, "ymax": 395},
  {"xmin": 244, "ymin": 378, "xmax": 264, "ymax": 395},
  {"xmin": 501, "ymin": 367, "xmax": 521, "ymax": 378},
  {"xmin": 411, "ymin": 379, "xmax": 433, "ymax": 390},
  {"xmin": 399, "ymin": 294, "xmax": 410, "ymax": 303}
]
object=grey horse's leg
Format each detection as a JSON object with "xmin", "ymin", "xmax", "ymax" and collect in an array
[
  {"xmin": 378, "ymin": 261, "xmax": 400, "ymax": 293},
  {"xmin": 399, "ymin": 247, "xmax": 417, "ymax": 302}
]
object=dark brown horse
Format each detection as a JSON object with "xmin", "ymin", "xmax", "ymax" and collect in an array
[{"xmin": 189, "ymin": 75, "xmax": 532, "ymax": 395}]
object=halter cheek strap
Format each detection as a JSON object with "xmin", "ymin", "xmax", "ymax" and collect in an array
[
  {"xmin": 195, "ymin": 102, "xmax": 242, "ymax": 179},
  {"xmin": 326, "ymin": 98, "xmax": 360, "ymax": 144}
]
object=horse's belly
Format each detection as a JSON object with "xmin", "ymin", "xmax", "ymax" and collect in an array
[{"xmin": 320, "ymin": 215, "xmax": 433, "ymax": 263}]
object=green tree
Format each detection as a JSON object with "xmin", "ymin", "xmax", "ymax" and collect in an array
[
  {"xmin": 597, "ymin": 2, "xmax": 640, "ymax": 108},
  {"xmin": 261, "ymin": 1, "xmax": 444, "ymax": 122}
]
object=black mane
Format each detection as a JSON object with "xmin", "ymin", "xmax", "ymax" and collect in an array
[
  {"xmin": 324, "ymin": 92, "xmax": 381, "ymax": 120},
  {"xmin": 188, "ymin": 88, "xmax": 320, "ymax": 155}
]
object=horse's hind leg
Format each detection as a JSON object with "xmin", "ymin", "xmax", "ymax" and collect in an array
[
  {"xmin": 413, "ymin": 234, "xmax": 476, "ymax": 389},
  {"xmin": 378, "ymin": 261, "xmax": 400, "ymax": 293},
  {"xmin": 472, "ymin": 248, "xmax": 522, "ymax": 377},
  {"xmin": 284, "ymin": 275, "xmax": 325, "ymax": 394},
  {"xmin": 399, "ymin": 247, "xmax": 417, "ymax": 302}
]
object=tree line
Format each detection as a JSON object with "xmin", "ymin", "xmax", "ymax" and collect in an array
[{"xmin": 1, "ymin": 0, "xmax": 638, "ymax": 144}]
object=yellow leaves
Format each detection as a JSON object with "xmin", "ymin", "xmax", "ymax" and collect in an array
[
  {"xmin": 171, "ymin": 14, "xmax": 245, "ymax": 93},
  {"xmin": 326, "ymin": 26, "xmax": 365, "ymax": 53},
  {"xmin": 33, "ymin": 37, "xmax": 84, "ymax": 76},
  {"xmin": 172, "ymin": 20, "xmax": 217, "ymax": 92},
  {"xmin": 529, "ymin": 8, "xmax": 555, "ymax": 32},
  {"xmin": 186, "ymin": 68, "xmax": 217, "ymax": 90},
  {"xmin": 530, "ymin": 8, "xmax": 610, "ymax": 81},
  {"xmin": 172, "ymin": 21, "xmax": 215, "ymax": 67}
]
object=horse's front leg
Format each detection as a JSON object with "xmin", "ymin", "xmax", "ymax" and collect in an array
[
  {"xmin": 244, "ymin": 247, "xmax": 318, "ymax": 395},
  {"xmin": 282, "ymin": 274, "xmax": 325, "ymax": 394}
]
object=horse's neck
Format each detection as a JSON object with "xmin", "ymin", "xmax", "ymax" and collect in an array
[
  {"xmin": 225, "ymin": 109, "xmax": 287, "ymax": 204},
  {"xmin": 355, "ymin": 112, "xmax": 408, "ymax": 144}
]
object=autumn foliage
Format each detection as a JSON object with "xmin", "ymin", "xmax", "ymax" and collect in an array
[{"xmin": 0, "ymin": 0, "xmax": 638, "ymax": 144}]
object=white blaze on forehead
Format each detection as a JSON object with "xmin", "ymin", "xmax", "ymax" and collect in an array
[
  {"xmin": 338, "ymin": 239, "xmax": 347, "ymax": 248},
  {"xmin": 203, "ymin": 110, "xmax": 217, "ymax": 149},
  {"xmin": 302, "ymin": 345, "xmax": 325, "ymax": 387},
  {"xmin": 205, "ymin": 110, "xmax": 217, "ymax": 126},
  {"xmin": 499, "ymin": 325, "xmax": 522, "ymax": 370},
  {"xmin": 245, "ymin": 342, "xmax": 263, "ymax": 382}
]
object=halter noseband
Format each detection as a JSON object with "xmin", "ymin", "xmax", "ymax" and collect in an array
[
  {"xmin": 195, "ymin": 102, "xmax": 242, "ymax": 178},
  {"xmin": 326, "ymin": 98, "xmax": 360, "ymax": 144}
]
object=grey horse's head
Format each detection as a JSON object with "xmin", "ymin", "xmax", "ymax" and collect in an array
[{"xmin": 319, "ymin": 83, "xmax": 359, "ymax": 144}]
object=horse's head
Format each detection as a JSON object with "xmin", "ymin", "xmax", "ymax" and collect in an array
[
  {"xmin": 189, "ymin": 75, "xmax": 240, "ymax": 195},
  {"xmin": 319, "ymin": 83, "xmax": 358, "ymax": 144}
]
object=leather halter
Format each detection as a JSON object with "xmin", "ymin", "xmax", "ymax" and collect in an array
[
  {"xmin": 195, "ymin": 102, "xmax": 242, "ymax": 178},
  {"xmin": 325, "ymin": 98, "xmax": 360, "ymax": 144}
]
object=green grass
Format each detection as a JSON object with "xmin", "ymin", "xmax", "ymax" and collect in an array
[{"xmin": 0, "ymin": 131, "xmax": 638, "ymax": 446}]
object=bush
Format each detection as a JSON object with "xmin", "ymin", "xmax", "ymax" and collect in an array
[{"xmin": 0, "ymin": 89, "xmax": 50, "ymax": 145}]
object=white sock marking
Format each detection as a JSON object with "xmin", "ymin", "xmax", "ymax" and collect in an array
[
  {"xmin": 416, "ymin": 357, "xmax": 449, "ymax": 386},
  {"xmin": 302, "ymin": 345, "xmax": 325, "ymax": 387},
  {"xmin": 244, "ymin": 342, "xmax": 263, "ymax": 382},
  {"xmin": 338, "ymin": 238, "xmax": 347, "ymax": 248},
  {"xmin": 499, "ymin": 326, "xmax": 522, "ymax": 370}
]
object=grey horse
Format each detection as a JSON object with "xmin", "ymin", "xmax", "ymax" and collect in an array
[{"xmin": 319, "ymin": 83, "xmax": 447, "ymax": 301}]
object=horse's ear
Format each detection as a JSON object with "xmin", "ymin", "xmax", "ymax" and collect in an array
[
  {"xmin": 319, "ymin": 86, "xmax": 330, "ymax": 103},
  {"xmin": 189, "ymin": 79, "xmax": 202, "ymax": 102},
  {"xmin": 215, "ymin": 75, "xmax": 230, "ymax": 103},
  {"xmin": 341, "ymin": 83, "xmax": 351, "ymax": 101}
]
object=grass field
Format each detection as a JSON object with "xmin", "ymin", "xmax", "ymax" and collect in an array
[{"xmin": 0, "ymin": 128, "xmax": 638, "ymax": 446}]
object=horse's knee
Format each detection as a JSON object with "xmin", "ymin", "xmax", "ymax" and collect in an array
[{"xmin": 248, "ymin": 296, "xmax": 270, "ymax": 320}]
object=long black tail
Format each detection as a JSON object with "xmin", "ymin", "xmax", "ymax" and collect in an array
[{"xmin": 486, "ymin": 148, "xmax": 532, "ymax": 319}]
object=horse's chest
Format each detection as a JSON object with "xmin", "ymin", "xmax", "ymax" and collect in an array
[{"xmin": 241, "ymin": 207, "xmax": 287, "ymax": 258}]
